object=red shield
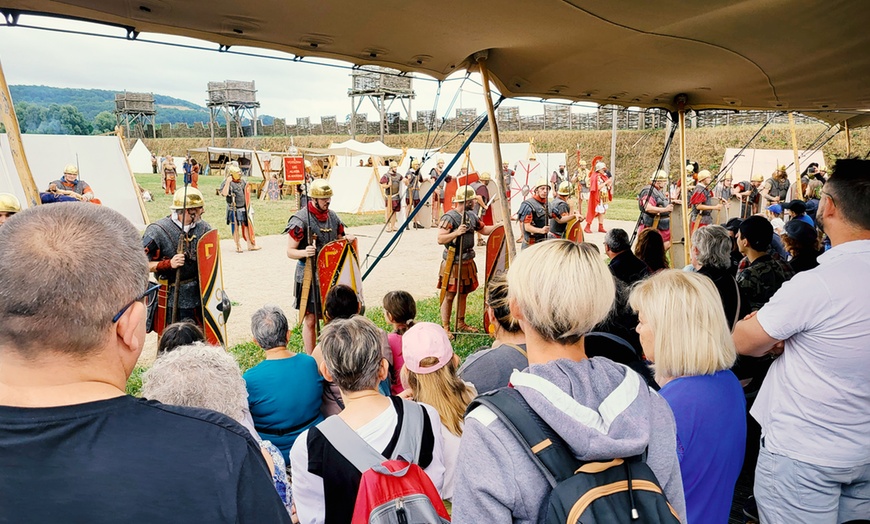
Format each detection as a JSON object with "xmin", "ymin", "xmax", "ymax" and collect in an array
[
  {"xmin": 442, "ymin": 171, "xmax": 480, "ymax": 214},
  {"xmin": 197, "ymin": 229, "xmax": 229, "ymax": 347},
  {"xmin": 317, "ymin": 239, "xmax": 364, "ymax": 310},
  {"xmin": 483, "ymin": 225, "xmax": 509, "ymax": 334}
]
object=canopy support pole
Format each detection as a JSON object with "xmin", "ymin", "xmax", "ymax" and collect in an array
[
  {"xmin": 845, "ymin": 119, "xmax": 852, "ymax": 156},
  {"xmin": 789, "ymin": 112, "xmax": 803, "ymax": 200},
  {"xmin": 677, "ymin": 95, "xmax": 690, "ymax": 267},
  {"xmin": 0, "ymin": 56, "xmax": 40, "ymax": 206},
  {"xmin": 475, "ymin": 51, "xmax": 516, "ymax": 259}
]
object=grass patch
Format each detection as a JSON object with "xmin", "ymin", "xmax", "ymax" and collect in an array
[
  {"xmin": 136, "ymin": 173, "xmax": 383, "ymax": 237},
  {"xmin": 126, "ymin": 290, "xmax": 490, "ymax": 396}
]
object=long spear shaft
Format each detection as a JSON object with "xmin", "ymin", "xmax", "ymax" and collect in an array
[{"xmin": 171, "ymin": 181, "xmax": 190, "ymax": 323}]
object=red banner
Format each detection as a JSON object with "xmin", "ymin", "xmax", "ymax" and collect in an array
[{"xmin": 284, "ymin": 156, "xmax": 306, "ymax": 183}]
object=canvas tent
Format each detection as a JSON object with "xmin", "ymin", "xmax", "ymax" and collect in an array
[
  {"xmin": 187, "ymin": 146, "xmax": 268, "ymax": 180},
  {"xmin": 9, "ymin": 1, "xmax": 869, "ymax": 126},
  {"xmin": 0, "ymin": 134, "xmax": 149, "ymax": 229},
  {"xmin": 327, "ymin": 165, "xmax": 385, "ymax": 214},
  {"xmin": 721, "ymin": 148, "xmax": 826, "ymax": 186},
  {"xmin": 127, "ymin": 139, "xmax": 153, "ymax": 174}
]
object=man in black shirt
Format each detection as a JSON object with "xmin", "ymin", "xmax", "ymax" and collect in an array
[
  {"xmin": 0, "ymin": 204, "xmax": 289, "ymax": 524},
  {"xmin": 604, "ymin": 228, "xmax": 651, "ymax": 286}
]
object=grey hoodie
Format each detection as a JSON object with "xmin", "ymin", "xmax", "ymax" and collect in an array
[{"xmin": 452, "ymin": 357, "xmax": 686, "ymax": 523}]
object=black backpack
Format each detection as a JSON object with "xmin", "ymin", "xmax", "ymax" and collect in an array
[{"xmin": 468, "ymin": 387, "xmax": 681, "ymax": 523}]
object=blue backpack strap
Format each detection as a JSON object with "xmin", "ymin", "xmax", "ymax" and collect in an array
[{"xmin": 467, "ymin": 387, "xmax": 578, "ymax": 486}]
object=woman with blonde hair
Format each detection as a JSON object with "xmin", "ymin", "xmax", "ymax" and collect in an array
[
  {"xmin": 630, "ymin": 270, "xmax": 745, "ymax": 524},
  {"xmin": 453, "ymin": 240, "xmax": 686, "ymax": 523},
  {"xmin": 401, "ymin": 322, "xmax": 476, "ymax": 501}
]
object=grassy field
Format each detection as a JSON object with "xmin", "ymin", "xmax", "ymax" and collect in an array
[
  {"xmin": 126, "ymin": 290, "xmax": 487, "ymax": 396},
  {"xmin": 136, "ymin": 173, "xmax": 384, "ymax": 237},
  {"xmin": 137, "ymin": 173, "xmax": 641, "ymax": 234}
]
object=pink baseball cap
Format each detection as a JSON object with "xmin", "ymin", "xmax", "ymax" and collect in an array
[{"xmin": 402, "ymin": 322, "xmax": 456, "ymax": 374}]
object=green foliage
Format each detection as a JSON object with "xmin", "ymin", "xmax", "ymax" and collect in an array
[
  {"xmin": 92, "ymin": 110, "xmax": 117, "ymax": 134},
  {"xmin": 14, "ymin": 101, "xmax": 93, "ymax": 135}
]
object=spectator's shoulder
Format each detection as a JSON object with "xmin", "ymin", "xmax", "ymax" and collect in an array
[{"xmin": 135, "ymin": 398, "xmax": 255, "ymax": 443}]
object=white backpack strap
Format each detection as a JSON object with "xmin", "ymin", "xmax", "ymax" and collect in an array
[
  {"xmin": 317, "ymin": 416, "xmax": 385, "ymax": 473},
  {"xmin": 391, "ymin": 398, "xmax": 425, "ymax": 463}
]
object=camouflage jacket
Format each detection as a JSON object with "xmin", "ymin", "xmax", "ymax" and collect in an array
[{"xmin": 736, "ymin": 254, "xmax": 794, "ymax": 311}]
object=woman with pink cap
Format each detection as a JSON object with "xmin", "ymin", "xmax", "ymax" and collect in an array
[{"xmin": 401, "ymin": 322, "xmax": 477, "ymax": 502}]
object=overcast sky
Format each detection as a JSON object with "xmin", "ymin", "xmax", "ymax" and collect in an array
[{"xmin": 0, "ymin": 15, "xmax": 595, "ymax": 124}]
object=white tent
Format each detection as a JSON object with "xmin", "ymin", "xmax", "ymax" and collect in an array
[
  {"xmin": 327, "ymin": 139, "xmax": 403, "ymax": 158},
  {"xmin": 127, "ymin": 139, "xmax": 153, "ymax": 174},
  {"xmin": 327, "ymin": 165, "xmax": 385, "ymax": 214},
  {"xmin": 0, "ymin": 134, "xmax": 149, "ymax": 230}
]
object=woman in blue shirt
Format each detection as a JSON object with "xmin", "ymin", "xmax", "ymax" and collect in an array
[
  {"xmin": 244, "ymin": 306, "xmax": 324, "ymax": 463},
  {"xmin": 631, "ymin": 271, "xmax": 746, "ymax": 523}
]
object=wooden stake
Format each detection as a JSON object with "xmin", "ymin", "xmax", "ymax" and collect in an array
[
  {"xmin": 845, "ymin": 119, "xmax": 852, "ymax": 156},
  {"xmin": 0, "ymin": 57, "xmax": 40, "ymax": 207},
  {"xmin": 475, "ymin": 53, "xmax": 516, "ymax": 260},
  {"xmin": 678, "ymin": 101, "xmax": 690, "ymax": 267},
  {"xmin": 789, "ymin": 112, "xmax": 803, "ymax": 200}
]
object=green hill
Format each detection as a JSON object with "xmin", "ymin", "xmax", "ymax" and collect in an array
[{"xmin": 9, "ymin": 85, "xmax": 276, "ymax": 126}]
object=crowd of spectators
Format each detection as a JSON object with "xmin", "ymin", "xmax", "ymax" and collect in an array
[{"xmin": 0, "ymin": 158, "xmax": 866, "ymax": 524}]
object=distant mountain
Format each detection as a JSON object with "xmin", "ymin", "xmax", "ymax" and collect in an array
[{"xmin": 9, "ymin": 85, "xmax": 276, "ymax": 126}]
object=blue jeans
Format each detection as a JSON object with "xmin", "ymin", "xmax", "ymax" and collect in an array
[{"xmin": 755, "ymin": 444, "xmax": 870, "ymax": 523}]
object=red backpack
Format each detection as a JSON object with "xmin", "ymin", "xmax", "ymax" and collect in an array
[{"xmin": 318, "ymin": 399, "xmax": 450, "ymax": 524}]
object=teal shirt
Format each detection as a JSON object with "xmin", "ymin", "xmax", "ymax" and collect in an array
[{"xmin": 243, "ymin": 354, "xmax": 324, "ymax": 462}]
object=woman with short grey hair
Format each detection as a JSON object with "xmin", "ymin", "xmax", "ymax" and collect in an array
[
  {"xmin": 690, "ymin": 225, "xmax": 746, "ymax": 330},
  {"xmin": 142, "ymin": 344, "xmax": 292, "ymax": 514},
  {"xmin": 243, "ymin": 305, "xmax": 323, "ymax": 465},
  {"xmin": 290, "ymin": 316, "xmax": 446, "ymax": 524}
]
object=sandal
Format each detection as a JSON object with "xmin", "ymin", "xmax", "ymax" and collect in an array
[
  {"xmin": 457, "ymin": 322, "xmax": 480, "ymax": 333},
  {"xmin": 248, "ymin": 245, "xmax": 261, "ymax": 251},
  {"xmin": 442, "ymin": 325, "xmax": 454, "ymax": 340},
  {"xmin": 235, "ymin": 245, "xmax": 243, "ymax": 253}
]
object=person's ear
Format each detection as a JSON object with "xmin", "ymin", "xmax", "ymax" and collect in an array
[
  {"xmin": 115, "ymin": 302, "xmax": 145, "ymax": 368},
  {"xmin": 377, "ymin": 358, "xmax": 390, "ymax": 382},
  {"xmin": 319, "ymin": 361, "xmax": 335, "ymax": 382},
  {"xmin": 509, "ymin": 297, "xmax": 524, "ymax": 321}
]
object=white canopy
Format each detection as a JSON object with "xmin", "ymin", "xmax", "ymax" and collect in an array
[{"xmin": 327, "ymin": 139, "xmax": 403, "ymax": 158}]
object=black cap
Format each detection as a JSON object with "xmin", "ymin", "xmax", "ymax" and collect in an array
[
  {"xmin": 738, "ymin": 216, "xmax": 773, "ymax": 251},
  {"xmin": 784, "ymin": 219, "xmax": 817, "ymax": 246},
  {"xmin": 725, "ymin": 217, "xmax": 743, "ymax": 234},
  {"xmin": 782, "ymin": 199, "xmax": 807, "ymax": 215}
]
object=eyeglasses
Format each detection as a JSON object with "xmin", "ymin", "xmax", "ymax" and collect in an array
[{"xmin": 113, "ymin": 283, "xmax": 160, "ymax": 323}]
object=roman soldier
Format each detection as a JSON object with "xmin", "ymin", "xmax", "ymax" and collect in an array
[
  {"xmin": 470, "ymin": 172, "xmax": 492, "ymax": 246},
  {"xmin": 502, "ymin": 161, "xmax": 514, "ymax": 199},
  {"xmin": 733, "ymin": 173, "xmax": 765, "ymax": 218},
  {"xmin": 573, "ymin": 159, "xmax": 590, "ymax": 207},
  {"xmin": 689, "ymin": 170, "xmax": 723, "ymax": 232},
  {"xmin": 143, "ymin": 187, "xmax": 211, "ymax": 328},
  {"xmin": 0, "ymin": 193, "xmax": 20, "ymax": 226},
  {"xmin": 219, "ymin": 164, "xmax": 260, "ymax": 252},
  {"xmin": 585, "ymin": 160, "xmax": 612, "ymax": 233},
  {"xmin": 380, "ymin": 161, "xmax": 402, "ymax": 232},
  {"xmin": 550, "ymin": 163, "xmax": 569, "ymax": 195},
  {"xmin": 549, "ymin": 182, "xmax": 578, "ymax": 238},
  {"xmin": 285, "ymin": 179, "xmax": 352, "ymax": 354},
  {"xmin": 437, "ymin": 185, "xmax": 500, "ymax": 338},
  {"xmin": 45, "ymin": 164, "xmax": 100, "ymax": 204},
  {"xmin": 162, "ymin": 155, "xmax": 177, "ymax": 195},
  {"xmin": 429, "ymin": 158, "xmax": 450, "ymax": 225},
  {"xmin": 404, "ymin": 159, "xmax": 424, "ymax": 229},
  {"xmin": 638, "ymin": 170, "xmax": 674, "ymax": 247},
  {"xmin": 517, "ymin": 178, "xmax": 550, "ymax": 249},
  {"xmin": 759, "ymin": 165, "xmax": 791, "ymax": 204}
]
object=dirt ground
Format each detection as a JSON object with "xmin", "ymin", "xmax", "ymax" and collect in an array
[{"xmin": 138, "ymin": 217, "xmax": 636, "ymax": 366}]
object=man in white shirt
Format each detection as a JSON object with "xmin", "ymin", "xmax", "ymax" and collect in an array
[{"xmin": 733, "ymin": 158, "xmax": 870, "ymax": 523}]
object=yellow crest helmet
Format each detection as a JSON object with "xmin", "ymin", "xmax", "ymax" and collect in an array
[
  {"xmin": 751, "ymin": 173, "xmax": 765, "ymax": 182},
  {"xmin": 411, "ymin": 159, "xmax": 421, "ymax": 168},
  {"xmin": 650, "ymin": 169, "xmax": 669, "ymax": 183},
  {"xmin": 0, "ymin": 193, "xmax": 21, "ymax": 213},
  {"xmin": 479, "ymin": 171, "xmax": 492, "ymax": 182},
  {"xmin": 389, "ymin": 161, "xmax": 398, "ymax": 168},
  {"xmin": 228, "ymin": 164, "xmax": 242, "ymax": 180},
  {"xmin": 453, "ymin": 185, "xmax": 477, "ymax": 203},
  {"xmin": 63, "ymin": 164, "xmax": 79, "ymax": 176},
  {"xmin": 310, "ymin": 179, "xmax": 333, "ymax": 199},
  {"xmin": 697, "ymin": 169, "xmax": 713, "ymax": 182},
  {"xmin": 557, "ymin": 181, "xmax": 572, "ymax": 196},
  {"xmin": 170, "ymin": 187, "xmax": 205, "ymax": 210}
]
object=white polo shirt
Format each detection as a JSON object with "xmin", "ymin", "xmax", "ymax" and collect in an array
[{"xmin": 754, "ymin": 239, "xmax": 870, "ymax": 468}]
